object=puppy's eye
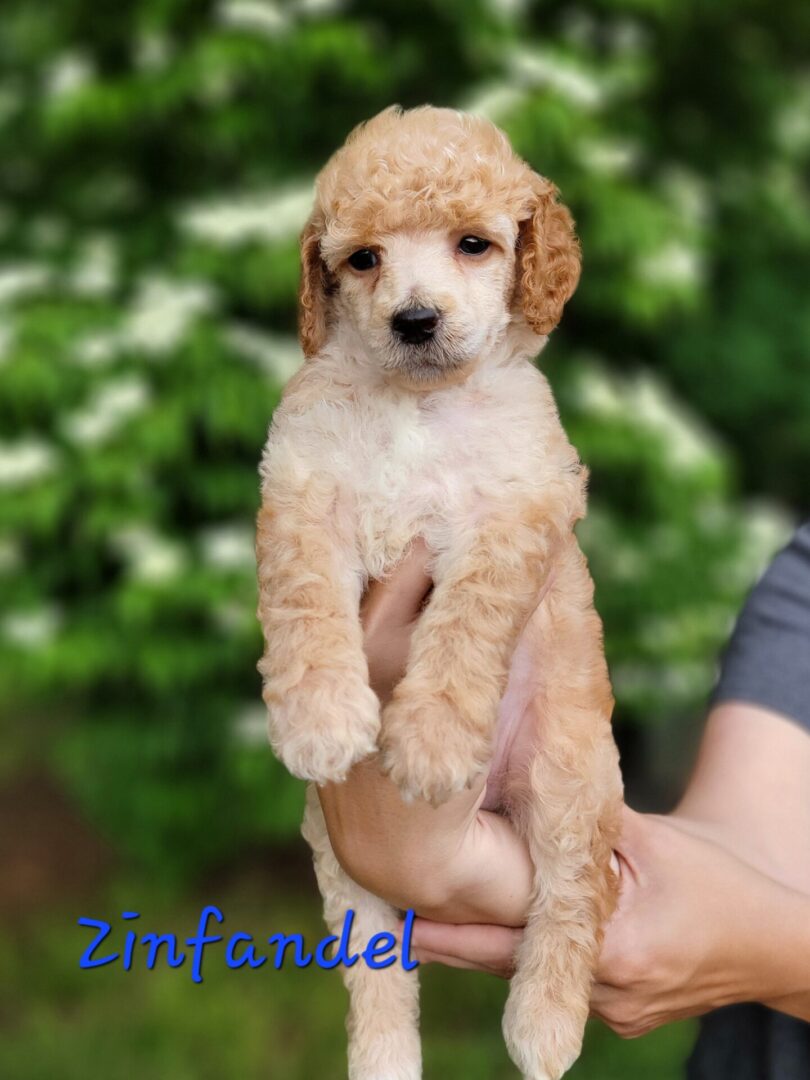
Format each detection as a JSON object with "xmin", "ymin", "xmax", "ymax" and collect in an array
[
  {"xmin": 458, "ymin": 236, "xmax": 491, "ymax": 256},
  {"xmin": 348, "ymin": 248, "xmax": 378, "ymax": 271}
]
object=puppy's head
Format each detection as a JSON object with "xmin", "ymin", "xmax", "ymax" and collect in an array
[{"xmin": 299, "ymin": 106, "xmax": 580, "ymax": 387}]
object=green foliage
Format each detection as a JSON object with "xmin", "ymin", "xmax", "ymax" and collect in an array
[{"xmin": 1, "ymin": 0, "xmax": 804, "ymax": 880}]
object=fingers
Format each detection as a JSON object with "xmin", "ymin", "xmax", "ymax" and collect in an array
[
  {"xmin": 400, "ymin": 917, "xmax": 522, "ymax": 978},
  {"xmin": 361, "ymin": 537, "xmax": 433, "ymax": 630}
]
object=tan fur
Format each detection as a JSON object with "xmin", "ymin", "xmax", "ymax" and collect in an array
[
  {"xmin": 297, "ymin": 105, "xmax": 580, "ymax": 362},
  {"xmin": 517, "ymin": 181, "xmax": 581, "ymax": 336},
  {"xmin": 257, "ymin": 105, "xmax": 622, "ymax": 1080}
]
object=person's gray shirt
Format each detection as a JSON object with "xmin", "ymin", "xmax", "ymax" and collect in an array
[
  {"xmin": 689, "ymin": 522, "xmax": 810, "ymax": 1080},
  {"xmin": 712, "ymin": 522, "xmax": 810, "ymax": 731}
]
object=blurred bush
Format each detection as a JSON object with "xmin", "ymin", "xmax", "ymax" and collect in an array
[{"xmin": 1, "ymin": 0, "xmax": 805, "ymax": 881}]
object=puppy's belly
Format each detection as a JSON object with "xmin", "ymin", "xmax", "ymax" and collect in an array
[{"xmin": 482, "ymin": 602, "xmax": 546, "ymax": 814}]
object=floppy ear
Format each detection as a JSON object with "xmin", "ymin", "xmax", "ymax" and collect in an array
[
  {"xmin": 298, "ymin": 215, "xmax": 332, "ymax": 358},
  {"xmin": 515, "ymin": 180, "xmax": 581, "ymax": 336}
]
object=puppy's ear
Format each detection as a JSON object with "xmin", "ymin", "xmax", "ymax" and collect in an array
[
  {"xmin": 298, "ymin": 215, "xmax": 332, "ymax": 358},
  {"xmin": 515, "ymin": 180, "xmax": 581, "ymax": 336}
]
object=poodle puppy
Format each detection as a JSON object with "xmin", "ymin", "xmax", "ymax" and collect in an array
[{"xmin": 256, "ymin": 105, "xmax": 622, "ymax": 1080}]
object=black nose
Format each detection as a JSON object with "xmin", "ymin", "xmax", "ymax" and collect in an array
[{"xmin": 391, "ymin": 306, "xmax": 440, "ymax": 345}]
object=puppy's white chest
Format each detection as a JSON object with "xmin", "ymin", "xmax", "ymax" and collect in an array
[
  {"xmin": 267, "ymin": 363, "xmax": 555, "ymax": 579},
  {"xmin": 350, "ymin": 387, "xmax": 524, "ymax": 575}
]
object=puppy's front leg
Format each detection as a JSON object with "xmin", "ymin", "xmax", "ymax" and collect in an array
[
  {"xmin": 381, "ymin": 499, "xmax": 566, "ymax": 805},
  {"xmin": 257, "ymin": 476, "xmax": 378, "ymax": 785}
]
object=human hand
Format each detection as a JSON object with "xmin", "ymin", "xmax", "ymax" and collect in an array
[
  {"xmin": 405, "ymin": 805, "xmax": 810, "ymax": 1033},
  {"xmin": 590, "ymin": 808, "xmax": 810, "ymax": 1035},
  {"xmin": 402, "ymin": 917, "xmax": 521, "ymax": 979},
  {"xmin": 360, "ymin": 537, "xmax": 432, "ymax": 705}
]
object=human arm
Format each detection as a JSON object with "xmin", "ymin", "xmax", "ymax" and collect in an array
[
  {"xmin": 584, "ymin": 630, "xmax": 809, "ymax": 1035},
  {"xmin": 591, "ymin": 760, "xmax": 810, "ymax": 1035}
]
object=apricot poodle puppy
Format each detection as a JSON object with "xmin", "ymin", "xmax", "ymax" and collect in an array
[{"xmin": 256, "ymin": 105, "xmax": 622, "ymax": 1080}]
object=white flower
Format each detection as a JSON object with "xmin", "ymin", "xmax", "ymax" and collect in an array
[
  {"xmin": 486, "ymin": 0, "xmax": 527, "ymax": 17},
  {"xmin": 612, "ymin": 660, "xmax": 710, "ymax": 703},
  {"xmin": 509, "ymin": 47, "xmax": 604, "ymax": 109},
  {"xmin": 0, "ymin": 321, "xmax": 14, "ymax": 366},
  {"xmin": 577, "ymin": 508, "xmax": 645, "ymax": 581},
  {"xmin": 70, "ymin": 235, "xmax": 117, "ymax": 296},
  {"xmin": 0, "ymin": 439, "xmax": 57, "ymax": 487},
  {"xmin": 181, "ymin": 185, "xmax": 313, "ymax": 247},
  {"xmin": 72, "ymin": 330, "xmax": 122, "ymax": 367},
  {"xmin": 293, "ymin": 0, "xmax": 343, "ymax": 13},
  {"xmin": 112, "ymin": 526, "xmax": 185, "ymax": 584},
  {"xmin": 136, "ymin": 35, "xmax": 171, "ymax": 71},
  {"xmin": 578, "ymin": 137, "xmax": 639, "ymax": 176},
  {"xmin": 0, "ymin": 264, "xmax": 51, "ymax": 305},
  {"xmin": 463, "ymin": 83, "xmax": 524, "ymax": 122},
  {"xmin": 44, "ymin": 53, "xmax": 93, "ymax": 98},
  {"xmin": 722, "ymin": 502, "xmax": 793, "ymax": 590},
  {"xmin": 575, "ymin": 364, "xmax": 624, "ymax": 417},
  {"xmin": 124, "ymin": 277, "xmax": 214, "ymax": 354},
  {"xmin": 638, "ymin": 242, "xmax": 703, "ymax": 288},
  {"xmin": 743, "ymin": 504, "xmax": 793, "ymax": 562},
  {"xmin": 212, "ymin": 601, "xmax": 252, "ymax": 632},
  {"xmin": 63, "ymin": 376, "xmax": 150, "ymax": 446},
  {"xmin": 607, "ymin": 19, "xmax": 647, "ymax": 54},
  {"xmin": 659, "ymin": 168, "xmax": 711, "ymax": 228},
  {"xmin": 218, "ymin": 0, "xmax": 288, "ymax": 36},
  {"xmin": 200, "ymin": 524, "xmax": 256, "ymax": 569},
  {"xmin": 232, "ymin": 704, "xmax": 269, "ymax": 745},
  {"xmin": 224, "ymin": 324, "xmax": 302, "ymax": 381},
  {"xmin": 3, "ymin": 607, "xmax": 61, "ymax": 648},
  {"xmin": 196, "ymin": 68, "xmax": 237, "ymax": 106},
  {"xmin": 576, "ymin": 363, "xmax": 718, "ymax": 473},
  {"xmin": 777, "ymin": 78, "xmax": 810, "ymax": 152},
  {"xmin": 641, "ymin": 605, "xmax": 734, "ymax": 651},
  {"xmin": 0, "ymin": 538, "xmax": 20, "ymax": 573},
  {"xmin": 30, "ymin": 218, "xmax": 67, "ymax": 253},
  {"xmin": 628, "ymin": 372, "xmax": 717, "ymax": 470}
]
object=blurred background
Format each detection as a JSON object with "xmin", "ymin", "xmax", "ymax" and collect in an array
[{"xmin": 1, "ymin": 1, "xmax": 808, "ymax": 1076}]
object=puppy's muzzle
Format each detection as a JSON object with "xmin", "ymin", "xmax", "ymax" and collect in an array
[{"xmin": 391, "ymin": 306, "xmax": 441, "ymax": 345}]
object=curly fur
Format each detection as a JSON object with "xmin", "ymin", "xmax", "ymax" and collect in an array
[
  {"xmin": 257, "ymin": 105, "xmax": 622, "ymax": 1080},
  {"xmin": 298, "ymin": 105, "xmax": 581, "ymax": 357}
]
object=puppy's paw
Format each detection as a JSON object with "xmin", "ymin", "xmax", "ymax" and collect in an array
[
  {"xmin": 268, "ymin": 671, "xmax": 380, "ymax": 784},
  {"xmin": 503, "ymin": 979, "xmax": 584, "ymax": 1080},
  {"xmin": 380, "ymin": 694, "xmax": 488, "ymax": 806}
]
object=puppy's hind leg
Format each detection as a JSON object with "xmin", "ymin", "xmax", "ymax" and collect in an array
[
  {"xmin": 302, "ymin": 787, "xmax": 422, "ymax": 1080},
  {"xmin": 503, "ymin": 747, "xmax": 619, "ymax": 1080},
  {"xmin": 503, "ymin": 552, "xmax": 621, "ymax": 1080}
]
